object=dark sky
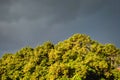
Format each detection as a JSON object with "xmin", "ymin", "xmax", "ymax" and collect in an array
[{"xmin": 0, "ymin": 0, "xmax": 120, "ymax": 56}]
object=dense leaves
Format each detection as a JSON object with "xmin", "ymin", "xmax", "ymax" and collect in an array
[{"xmin": 0, "ymin": 33, "xmax": 120, "ymax": 80}]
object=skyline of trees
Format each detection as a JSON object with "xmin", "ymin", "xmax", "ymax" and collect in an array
[{"xmin": 0, "ymin": 33, "xmax": 120, "ymax": 80}]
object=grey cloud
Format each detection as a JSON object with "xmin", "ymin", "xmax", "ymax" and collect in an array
[
  {"xmin": 0, "ymin": 0, "xmax": 120, "ymax": 56},
  {"xmin": 0, "ymin": 22, "xmax": 23, "ymax": 47},
  {"xmin": 0, "ymin": 0, "xmax": 11, "ymax": 21},
  {"xmin": 0, "ymin": 0, "xmax": 107, "ymax": 22}
]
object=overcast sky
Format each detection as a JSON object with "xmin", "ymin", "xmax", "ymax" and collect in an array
[{"xmin": 0, "ymin": 0, "xmax": 120, "ymax": 56}]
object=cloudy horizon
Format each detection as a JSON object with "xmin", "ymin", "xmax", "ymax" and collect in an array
[{"xmin": 0, "ymin": 0, "xmax": 120, "ymax": 56}]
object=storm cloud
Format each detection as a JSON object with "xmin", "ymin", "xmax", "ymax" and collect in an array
[{"xmin": 0, "ymin": 0, "xmax": 120, "ymax": 56}]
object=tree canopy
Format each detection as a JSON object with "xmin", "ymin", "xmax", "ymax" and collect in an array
[{"xmin": 0, "ymin": 33, "xmax": 120, "ymax": 80}]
